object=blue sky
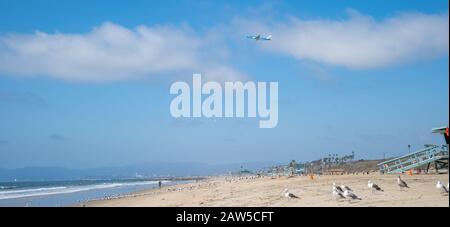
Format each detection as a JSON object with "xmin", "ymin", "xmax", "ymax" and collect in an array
[{"xmin": 0, "ymin": 0, "xmax": 448, "ymax": 169}]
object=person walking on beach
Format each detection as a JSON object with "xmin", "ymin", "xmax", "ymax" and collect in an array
[{"xmin": 158, "ymin": 181, "xmax": 162, "ymax": 189}]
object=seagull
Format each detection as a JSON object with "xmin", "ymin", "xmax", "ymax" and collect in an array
[
  {"xmin": 332, "ymin": 188, "xmax": 345, "ymax": 201},
  {"xmin": 368, "ymin": 180, "xmax": 384, "ymax": 193},
  {"xmin": 397, "ymin": 176, "xmax": 409, "ymax": 191},
  {"xmin": 341, "ymin": 184, "xmax": 352, "ymax": 191},
  {"xmin": 343, "ymin": 190, "xmax": 362, "ymax": 203},
  {"xmin": 283, "ymin": 188, "xmax": 299, "ymax": 199},
  {"xmin": 436, "ymin": 181, "xmax": 449, "ymax": 194},
  {"xmin": 333, "ymin": 182, "xmax": 344, "ymax": 193}
]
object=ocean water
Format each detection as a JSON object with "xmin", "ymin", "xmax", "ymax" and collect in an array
[{"xmin": 0, "ymin": 179, "xmax": 185, "ymax": 207}]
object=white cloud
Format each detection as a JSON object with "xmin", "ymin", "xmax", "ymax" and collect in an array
[
  {"xmin": 0, "ymin": 10, "xmax": 448, "ymax": 82},
  {"xmin": 0, "ymin": 22, "xmax": 244, "ymax": 82},
  {"xmin": 236, "ymin": 10, "xmax": 449, "ymax": 69}
]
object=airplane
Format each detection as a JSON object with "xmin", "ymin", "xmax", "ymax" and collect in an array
[{"xmin": 246, "ymin": 34, "xmax": 272, "ymax": 41}]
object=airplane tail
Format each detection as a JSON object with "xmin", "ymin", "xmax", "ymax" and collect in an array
[{"xmin": 266, "ymin": 35, "xmax": 272, "ymax": 40}]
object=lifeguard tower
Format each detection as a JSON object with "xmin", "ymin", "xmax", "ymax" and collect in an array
[{"xmin": 377, "ymin": 126, "xmax": 449, "ymax": 174}]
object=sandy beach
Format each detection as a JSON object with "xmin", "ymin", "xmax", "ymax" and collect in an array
[{"xmin": 85, "ymin": 173, "xmax": 449, "ymax": 207}]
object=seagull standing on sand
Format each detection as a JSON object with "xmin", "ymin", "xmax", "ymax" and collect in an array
[
  {"xmin": 436, "ymin": 181, "xmax": 449, "ymax": 194},
  {"xmin": 332, "ymin": 188, "xmax": 345, "ymax": 201},
  {"xmin": 343, "ymin": 190, "xmax": 362, "ymax": 203},
  {"xmin": 368, "ymin": 180, "xmax": 384, "ymax": 193},
  {"xmin": 283, "ymin": 188, "xmax": 299, "ymax": 199},
  {"xmin": 397, "ymin": 176, "xmax": 409, "ymax": 191},
  {"xmin": 333, "ymin": 182, "xmax": 344, "ymax": 193},
  {"xmin": 341, "ymin": 184, "xmax": 352, "ymax": 191}
]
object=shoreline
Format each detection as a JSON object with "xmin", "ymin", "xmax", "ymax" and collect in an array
[
  {"xmin": 83, "ymin": 173, "xmax": 449, "ymax": 207},
  {"xmin": 0, "ymin": 177, "xmax": 207, "ymax": 207},
  {"xmin": 69, "ymin": 177, "xmax": 209, "ymax": 207}
]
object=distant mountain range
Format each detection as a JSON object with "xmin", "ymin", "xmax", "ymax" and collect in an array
[{"xmin": 0, "ymin": 162, "xmax": 277, "ymax": 182}]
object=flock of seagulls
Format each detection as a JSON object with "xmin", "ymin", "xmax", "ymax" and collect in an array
[
  {"xmin": 332, "ymin": 182, "xmax": 361, "ymax": 202},
  {"xmin": 329, "ymin": 176, "xmax": 448, "ymax": 203},
  {"xmin": 281, "ymin": 175, "xmax": 448, "ymax": 203}
]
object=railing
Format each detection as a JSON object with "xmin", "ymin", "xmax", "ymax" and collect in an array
[{"xmin": 378, "ymin": 145, "xmax": 449, "ymax": 174}]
